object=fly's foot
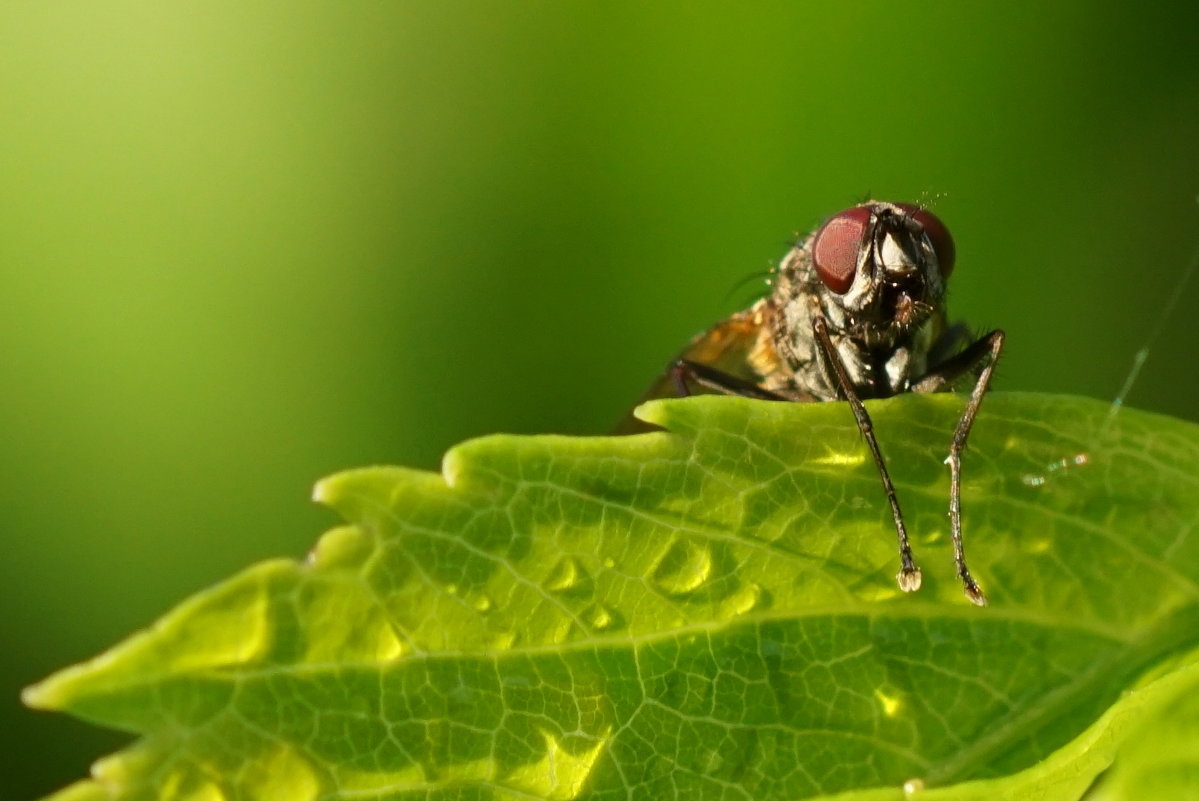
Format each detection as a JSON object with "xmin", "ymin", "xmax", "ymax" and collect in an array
[
  {"xmin": 896, "ymin": 566, "xmax": 922, "ymax": 592},
  {"xmin": 962, "ymin": 579, "xmax": 988, "ymax": 607}
]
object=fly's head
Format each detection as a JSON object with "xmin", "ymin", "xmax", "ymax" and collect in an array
[{"xmin": 787, "ymin": 201, "xmax": 956, "ymax": 349}]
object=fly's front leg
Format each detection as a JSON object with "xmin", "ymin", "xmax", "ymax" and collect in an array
[
  {"xmin": 811, "ymin": 318, "xmax": 923, "ymax": 594},
  {"xmin": 671, "ymin": 360, "xmax": 789, "ymax": 401},
  {"xmin": 912, "ymin": 329, "xmax": 1005, "ymax": 606}
]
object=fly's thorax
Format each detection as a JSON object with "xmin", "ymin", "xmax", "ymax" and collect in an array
[{"xmin": 758, "ymin": 243, "xmax": 826, "ymax": 397}]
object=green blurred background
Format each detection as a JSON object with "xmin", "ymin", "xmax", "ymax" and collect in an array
[{"xmin": 2, "ymin": 2, "xmax": 1197, "ymax": 796}]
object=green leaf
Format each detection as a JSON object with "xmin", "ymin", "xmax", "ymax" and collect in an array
[
  {"xmin": 1080, "ymin": 654, "xmax": 1199, "ymax": 801},
  {"xmin": 25, "ymin": 393, "xmax": 1199, "ymax": 801}
]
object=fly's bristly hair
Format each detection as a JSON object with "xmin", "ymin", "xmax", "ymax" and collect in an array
[{"xmin": 722, "ymin": 269, "xmax": 774, "ymax": 306}]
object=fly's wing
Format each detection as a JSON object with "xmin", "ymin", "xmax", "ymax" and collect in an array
[{"xmin": 614, "ymin": 308, "xmax": 769, "ymax": 434}]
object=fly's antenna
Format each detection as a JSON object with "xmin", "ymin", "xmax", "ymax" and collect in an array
[{"xmin": 915, "ymin": 190, "xmax": 949, "ymax": 211}]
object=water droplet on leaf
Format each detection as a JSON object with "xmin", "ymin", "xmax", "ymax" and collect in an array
[
  {"xmin": 874, "ymin": 686, "xmax": 903, "ymax": 717},
  {"xmin": 721, "ymin": 582, "xmax": 764, "ymax": 618},
  {"xmin": 545, "ymin": 556, "xmax": 591, "ymax": 594},
  {"xmin": 651, "ymin": 538, "xmax": 713, "ymax": 596},
  {"xmin": 584, "ymin": 603, "xmax": 619, "ymax": 631}
]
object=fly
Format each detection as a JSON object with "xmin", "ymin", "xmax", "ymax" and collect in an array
[{"xmin": 622, "ymin": 200, "xmax": 1004, "ymax": 605}]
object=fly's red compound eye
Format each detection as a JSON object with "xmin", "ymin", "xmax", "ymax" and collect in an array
[
  {"xmin": 812, "ymin": 205, "xmax": 872, "ymax": 294},
  {"xmin": 896, "ymin": 203, "xmax": 955, "ymax": 278}
]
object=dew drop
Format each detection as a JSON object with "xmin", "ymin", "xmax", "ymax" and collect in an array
[
  {"xmin": 652, "ymin": 538, "xmax": 714, "ymax": 596},
  {"xmin": 721, "ymin": 582, "xmax": 764, "ymax": 618},
  {"xmin": 248, "ymin": 746, "xmax": 321, "ymax": 801},
  {"xmin": 545, "ymin": 556, "xmax": 590, "ymax": 594},
  {"xmin": 584, "ymin": 602, "xmax": 619, "ymax": 631},
  {"xmin": 444, "ymin": 583, "xmax": 459, "ymax": 596},
  {"xmin": 810, "ymin": 449, "xmax": 866, "ymax": 467},
  {"xmin": 857, "ymin": 585, "xmax": 901, "ymax": 602},
  {"xmin": 469, "ymin": 592, "xmax": 493, "ymax": 613},
  {"xmin": 373, "ymin": 621, "xmax": 406, "ymax": 661},
  {"xmin": 548, "ymin": 617, "xmax": 574, "ymax": 645},
  {"xmin": 873, "ymin": 686, "xmax": 903, "ymax": 717},
  {"xmin": 172, "ymin": 778, "xmax": 226, "ymax": 801},
  {"xmin": 602, "ymin": 556, "xmax": 615, "ymax": 569},
  {"xmin": 489, "ymin": 631, "xmax": 518, "ymax": 650}
]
